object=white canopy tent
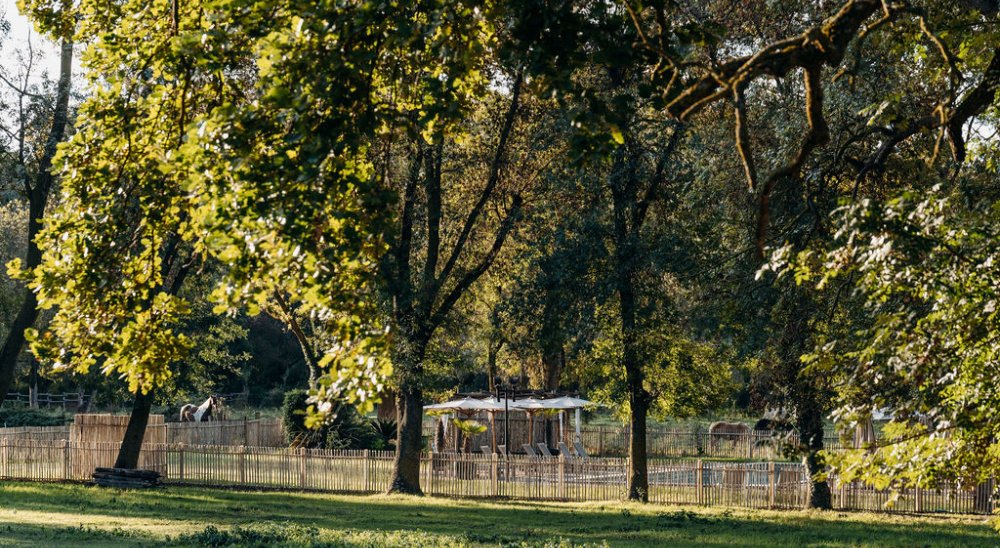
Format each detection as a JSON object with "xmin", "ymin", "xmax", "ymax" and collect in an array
[
  {"xmin": 425, "ymin": 395, "xmax": 599, "ymax": 453},
  {"xmin": 543, "ymin": 396, "xmax": 597, "ymax": 443},
  {"xmin": 424, "ymin": 397, "xmax": 505, "ymax": 452}
]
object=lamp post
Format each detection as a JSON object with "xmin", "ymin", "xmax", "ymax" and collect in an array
[{"xmin": 494, "ymin": 375, "xmax": 520, "ymax": 479}]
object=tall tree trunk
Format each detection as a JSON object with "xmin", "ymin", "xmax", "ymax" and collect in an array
[
  {"xmin": 387, "ymin": 338, "xmax": 427, "ymax": 494},
  {"xmin": 628, "ymin": 387, "xmax": 650, "ymax": 501},
  {"xmin": 539, "ymin": 291, "xmax": 564, "ymax": 391},
  {"xmin": 0, "ymin": 40, "xmax": 74, "ymax": 407},
  {"xmin": 28, "ymin": 358, "xmax": 38, "ymax": 409},
  {"xmin": 619, "ymin": 266, "xmax": 650, "ymax": 501},
  {"xmin": 797, "ymin": 383, "xmax": 832, "ymax": 509},
  {"xmin": 781, "ymin": 293, "xmax": 832, "ymax": 509},
  {"xmin": 114, "ymin": 389, "xmax": 154, "ymax": 469},
  {"xmin": 377, "ymin": 389, "xmax": 398, "ymax": 421},
  {"xmin": 389, "ymin": 380, "xmax": 424, "ymax": 494}
]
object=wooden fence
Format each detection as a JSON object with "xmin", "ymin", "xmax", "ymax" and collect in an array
[
  {"xmin": 0, "ymin": 438, "xmax": 988, "ymax": 515},
  {"xmin": 4, "ymin": 392, "xmax": 90, "ymax": 411},
  {"xmin": 0, "ymin": 418, "xmax": 285, "ymax": 448}
]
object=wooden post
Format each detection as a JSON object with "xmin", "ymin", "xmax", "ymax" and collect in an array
[
  {"xmin": 2, "ymin": 437, "xmax": 8, "ymax": 478},
  {"xmin": 491, "ymin": 452, "xmax": 499, "ymax": 498},
  {"xmin": 299, "ymin": 447, "xmax": 307, "ymax": 488},
  {"xmin": 696, "ymin": 459, "xmax": 704, "ymax": 505},
  {"xmin": 915, "ymin": 485, "xmax": 923, "ymax": 513},
  {"xmin": 598, "ymin": 428, "xmax": 605, "ymax": 456},
  {"xmin": 363, "ymin": 449, "xmax": 371, "ymax": 491},
  {"xmin": 428, "ymin": 452, "xmax": 434, "ymax": 495},
  {"xmin": 62, "ymin": 440, "xmax": 70, "ymax": 480},
  {"xmin": 178, "ymin": 443, "xmax": 185, "ymax": 481},
  {"xmin": 238, "ymin": 446, "xmax": 247, "ymax": 484},
  {"xmin": 768, "ymin": 461, "xmax": 776, "ymax": 508},
  {"xmin": 558, "ymin": 453, "xmax": 566, "ymax": 500}
]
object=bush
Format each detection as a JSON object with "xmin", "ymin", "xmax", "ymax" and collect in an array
[
  {"xmin": 369, "ymin": 417, "xmax": 397, "ymax": 451},
  {"xmin": 282, "ymin": 389, "xmax": 387, "ymax": 450},
  {"xmin": 0, "ymin": 407, "xmax": 70, "ymax": 427},
  {"xmin": 282, "ymin": 390, "xmax": 323, "ymax": 447}
]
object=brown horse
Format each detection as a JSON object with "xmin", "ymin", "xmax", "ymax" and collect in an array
[{"xmin": 708, "ymin": 421, "xmax": 751, "ymax": 453}]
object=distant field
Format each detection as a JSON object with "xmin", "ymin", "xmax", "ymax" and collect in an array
[{"xmin": 0, "ymin": 481, "xmax": 994, "ymax": 547}]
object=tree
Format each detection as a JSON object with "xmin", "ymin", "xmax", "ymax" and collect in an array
[
  {"xmin": 0, "ymin": 31, "xmax": 72, "ymax": 406},
  {"xmin": 378, "ymin": 73, "xmax": 567, "ymax": 494}
]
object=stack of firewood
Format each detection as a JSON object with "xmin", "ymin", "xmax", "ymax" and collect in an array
[{"xmin": 92, "ymin": 467, "xmax": 162, "ymax": 488}]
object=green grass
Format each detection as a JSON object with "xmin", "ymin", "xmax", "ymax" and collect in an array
[{"xmin": 0, "ymin": 481, "xmax": 994, "ymax": 547}]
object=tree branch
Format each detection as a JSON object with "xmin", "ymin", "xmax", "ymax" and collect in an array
[
  {"xmin": 755, "ymin": 64, "xmax": 830, "ymax": 259},
  {"xmin": 428, "ymin": 195, "xmax": 523, "ymax": 331},
  {"xmin": 435, "ymin": 70, "xmax": 523, "ymax": 291}
]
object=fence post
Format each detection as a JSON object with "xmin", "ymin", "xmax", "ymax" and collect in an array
[
  {"xmin": 363, "ymin": 449, "xmax": 371, "ymax": 492},
  {"xmin": 299, "ymin": 447, "xmax": 307, "ymax": 488},
  {"xmin": 696, "ymin": 459, "xmax": 704, "ymax": 505},
  {"xmin": 768, "ymin": 461, "xmax": 776, "ymax": 508},
  {"xmin": 2, "ymin": 437, "xmax": 7, "ymax": 478},
  {"xmin": 915, "ymin": 485, "xmax": 923, "ymax": 513},
  {"xmin": 598, "ymin": 428, "xmax": 605, "ymax": 456},
  {"xmin": 238, "ymin": 445, "xmax": 247, "ymax": 484},
  {"xmin": 491, "ymin": 452, "xmax": 499, "ymax": 498},
  {"xmin": 428, "ymin": 452, "xmax": 434, "ymax": 495},
  {"xmin": 801, "ymin": 457, "xmax": 809, "ymax": 510},
  {"xmin": 62, "ymin": 440, "xmax": 70, "ymax": 480},
  {"xmin": 558, "ymin": 453, "xmax": 566, "ymax": 500},
  {"xmin": 178, "ymin": 443, "xmax": 185, "ymax": 481}
]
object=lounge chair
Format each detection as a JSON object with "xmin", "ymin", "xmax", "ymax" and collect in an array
[
  {"xmin": 536, "ymin": 443, "xmax": 554, "ymax": 457},
  {"xmin": 557, "ymin": 441, "xmax": 574, "ymax": 458},
  {"xmin": 481, "ymin": 445, "xmax": 493, "ymax": 455},
  {"xmin": 522, "ymin": 443, "xmax": 538, "ymax": 456},
  {"xmin": 573, "ymin": 440, "xmax": 590, "ymax": 459}
]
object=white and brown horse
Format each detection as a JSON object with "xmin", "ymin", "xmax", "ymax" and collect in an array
[{"xmin": 179, "ymin": 395, "xmax": 222, "ymax": 422}]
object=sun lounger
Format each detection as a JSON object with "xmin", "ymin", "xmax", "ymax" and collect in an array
[
  {"xmin": 536, "ymin": 443, "xmax": 554, "ymax": 457},
  {"xmin": 557, "ymin": 441, "xmax": 574, "ymax": 458}
]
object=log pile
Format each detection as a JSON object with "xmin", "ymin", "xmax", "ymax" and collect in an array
[{"xmin": 92, "ymin": 467, "xmax": 162, "ymax": 488}]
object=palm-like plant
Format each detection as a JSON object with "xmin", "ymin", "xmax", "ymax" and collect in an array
[{"xmin": 452, "ymin": 418, "xmax": 487, "ymax": 453}]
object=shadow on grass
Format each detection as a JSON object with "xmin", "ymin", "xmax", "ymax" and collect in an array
[
  {"xmin": 0, "ymin": 482, "xmax": 994, "ymax": 547},
  {"xmin": 0, "ymin": 521, "xmax": 160, "ymax": 547}
]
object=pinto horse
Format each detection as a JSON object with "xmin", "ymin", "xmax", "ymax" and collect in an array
[{"xmin": 179, "ymin": 395, "xmax": 221, "ymax": 422}]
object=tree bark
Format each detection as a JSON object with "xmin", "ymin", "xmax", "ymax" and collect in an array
[
  {"xmin": 113, "ymin": 389, "xmax": 155, "ymax": 469},
  {"xmin": 377, "ymin": 389, "xmax": 398, "ymax": 421},
  {"xmin": 620, "ymin": 268, "xmax": 650, "ymax": 501},
  {"xmin": 628, "ymin": 388, "xmax": 650, "ymax": 502},
  {"xmin": 0, "ymin": 40, "xmax": 74, "ymax": 407},
  {"xmin": 388, "ymin": 377, "xmax": 424, "ymax": 494},
  {"xmin": 797, "ymin": 385, "xmax": 832, "ymax": 509},
  {"xmin": 780, "ymin": 293, "xmax": 832, "ymax": 509}
]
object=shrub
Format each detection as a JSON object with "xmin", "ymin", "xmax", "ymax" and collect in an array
[
  {"xmin": 282, "ymin": 390, "xmax": 324, "ymax": 447},
  {"xmin": 0, "ymin": 408, "xmax": 70, "ymax": 427},
  {"xmin": 368, "ymin": 417, "xmax": 397, "ymax": 450},
  {"xmin": 282, "ymin": 389, "xmax": 385, "ymax": 450}
]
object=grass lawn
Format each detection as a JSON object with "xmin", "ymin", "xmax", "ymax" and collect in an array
[{"xmin": 0, "ymin": 481, "xmax": 993, "ymax": 547}]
